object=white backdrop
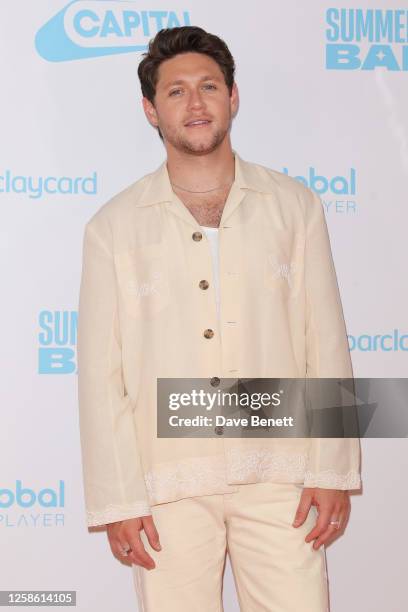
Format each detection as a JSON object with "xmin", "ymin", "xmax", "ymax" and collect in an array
[{"xmin": 1, "ymin": 1, "xmax": 407, "ymax": 610}]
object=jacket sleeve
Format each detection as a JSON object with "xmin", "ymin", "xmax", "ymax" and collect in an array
[
  {"xmin": 303, "ymin": 189, "xmax": 362, "ymax": 490},
  {"xmin": 77, "ymin": 220, "xmax": 152, "ymax": 527}
]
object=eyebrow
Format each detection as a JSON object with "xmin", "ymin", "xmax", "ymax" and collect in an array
[{"xmin": 162, "ymin": 74, "xmax": 222, "ymax": 89}]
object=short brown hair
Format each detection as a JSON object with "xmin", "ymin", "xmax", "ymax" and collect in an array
[{"xmin": 138, "ymin": 26, "xmax": 235, "ymax": 139}]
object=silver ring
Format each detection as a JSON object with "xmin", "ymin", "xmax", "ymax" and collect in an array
[
  {"xmin": 329, "ymin": 520, "xmax": 341, "ymax": 529},
  {"xmin": 121, "ymin": 545, "xmax": 131, "ymax": 556}
]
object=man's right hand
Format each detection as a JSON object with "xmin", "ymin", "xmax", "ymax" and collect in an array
[{"xmin": 107, "ymin": 515, "xmax": 161, "ymax": 570}]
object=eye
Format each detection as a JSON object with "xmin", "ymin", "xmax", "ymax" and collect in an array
[
  {"xmin": 203, "ymin": 83, "xmax": 217, "ymax": 90},
  {"xmin": 169, "ymin": 88, "xmax": 182, "ymax": 96}
]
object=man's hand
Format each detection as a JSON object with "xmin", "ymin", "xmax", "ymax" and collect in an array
[
  {"xmin": 107, "ymin": 515, "xmax": 161, "ymax": 569},
  {"xmin": 292, "ymin": 488, "xmax": 351, "ymax": 550}
]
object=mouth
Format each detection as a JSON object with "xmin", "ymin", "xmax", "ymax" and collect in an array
[{"xmin": 184, "ymin": 119, "xmax": 212, "ymax": 128}]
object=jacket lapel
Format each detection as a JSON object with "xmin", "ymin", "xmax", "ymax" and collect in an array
[{"xmin": 135, "ymin": 150, "xmax": 278, "ymax": 227}]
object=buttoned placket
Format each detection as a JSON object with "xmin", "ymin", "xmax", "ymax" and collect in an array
[
  {"xmin": 165, "ymin": 183, "xmax": 246, "ymax": 367},
  {"xmin": 164, "ymin": 183, "xmax": 246, "ymax": 443},
  {"xmin": 217, "ymin": 182, "xmax": 245, "ymax": 381}
]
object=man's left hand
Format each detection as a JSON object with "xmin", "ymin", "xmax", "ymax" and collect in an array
[{"xmin": 292, "ymin": 487, "xmax": 351, "ymax": 550}]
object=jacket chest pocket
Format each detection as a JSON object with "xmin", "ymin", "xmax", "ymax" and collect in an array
[
  {"xmin": 263, "ymin": 234, "xmax": 303, "ymax": 299},
  {"xmin": 114, "ymin": 245, "xmax": 170, "ymax": 319}
]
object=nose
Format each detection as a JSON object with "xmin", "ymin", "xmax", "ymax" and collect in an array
[{"xmin": 187, "ymin": 87, "xmax": 206, "ymax": 111}]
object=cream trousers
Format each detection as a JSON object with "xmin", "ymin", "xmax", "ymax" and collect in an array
[{"xmin": 132, "ymin": 481, "xmax": 329, "ymax": 611}]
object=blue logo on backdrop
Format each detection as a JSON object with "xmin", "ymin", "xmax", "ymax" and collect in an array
[
  {"xmin": 326, "ymin": 8, "xmax": 408, "ymax": 70},
  {"xmin": 38, "ymin": 311, "xmax": 77, "ymax": 374},
  {"xmin": 348, "ymin": 330, "xmax": 408, "ymax": 351},
  {"xmin": 35, "ymin": 0, "xmax": 191, "ymax": 62},
  {"xmin": 0, "ymin": 171, "xmax": 97, "ymax": 199},
  {"xmin": 283, "ymin": 167, "xmax": 358, "ymax": 214},
  {"xmin": 0, "ymin": 481, "xmax": 65, "ymax": 528}
]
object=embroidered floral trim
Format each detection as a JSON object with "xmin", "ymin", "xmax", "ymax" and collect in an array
[
  {"xmin": 144, "ymin": 455, "xmax": 238, "ymax": 504},
  {"xmin": 303, "ymin": 469, "xmax": 361, "ymax": 490},
  {"xmin": 87, "ymin": 501, "xmax": 152, "ymax": 527},
  {"xmin": 143, "ymin": 449, "xmax": 361, "ymax": 505},
  {"xmin": 225, "ymin": 447, "xmax": 308, "ymax": 482}
]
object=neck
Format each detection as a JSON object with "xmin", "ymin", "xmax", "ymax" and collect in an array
[{"xmin": 165, "ymin": 140, "xmax": 235, "ymax": 192}]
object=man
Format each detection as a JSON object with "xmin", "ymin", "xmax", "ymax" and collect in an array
[{"xmin": 77, "ymin": 26, "xmax": 361, "ymax": 611}]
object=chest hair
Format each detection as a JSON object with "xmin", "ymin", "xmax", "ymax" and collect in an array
[{"xmin": 175, "ymin": 187, "xmax": 230, "ymax": 228}]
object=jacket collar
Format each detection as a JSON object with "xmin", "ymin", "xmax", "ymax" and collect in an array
[{"xmin": 136, "ymin": 149, "xmax": 277, "ymax": 208}]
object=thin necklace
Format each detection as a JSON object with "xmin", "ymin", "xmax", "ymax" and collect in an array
[{"xmin": 170, "ymin": 180, "xmax": 233, "ymax": 194}]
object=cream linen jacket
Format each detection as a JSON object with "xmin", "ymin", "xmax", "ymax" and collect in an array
[{"xmin": 77, "ymin": 151, "xmax": 362, "ymax": 528}]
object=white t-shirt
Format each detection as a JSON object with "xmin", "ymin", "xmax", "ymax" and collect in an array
[{"xmin": 200, "ymin": 226, "xmax": 220, "ymax": 329}]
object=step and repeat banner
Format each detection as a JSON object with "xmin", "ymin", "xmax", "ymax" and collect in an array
[{"xmin": 1, "ymin": 1, "xmax": 407, "ymax": 610}]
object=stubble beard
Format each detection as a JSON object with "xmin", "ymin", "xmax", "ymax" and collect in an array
[{"xmin": 165, "ymin": 121, "xmax": 230, "ymax": 156}]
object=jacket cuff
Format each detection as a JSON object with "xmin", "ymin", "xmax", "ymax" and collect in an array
[
  {"xmin": 87, "ymin": 501, "xmax": 152, "ymax": 527},
  {"xmin": 303, "ymin": 469, "xmax": 361, "ymax": 490}
]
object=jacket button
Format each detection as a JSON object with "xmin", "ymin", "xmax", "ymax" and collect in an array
[
  {"xmin": 214, "ymin": 425, "xmax": 224, "ymax": 435},
  {"xmin": 210, "ymin": 376, "xmax": 220, "ymax": 387},
  {"xmin": 199, "ymin": 280, "xmax": 209, "ymax": 290},
  {"xmin": 203, "ymin": 328, "xmax": 214, "ymax": 339},
  {"xmin": 192, "ymin": 231, "xmax": 203, "ymax": 241}
]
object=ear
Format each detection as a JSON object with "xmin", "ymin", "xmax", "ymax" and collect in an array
[
  {"xmin": 142, "ymin": 96, "xmax": 159, "ymax": 128},
  {"xmin": 230, "ymin": 82, "xmax": 239, "ymax": 119}
]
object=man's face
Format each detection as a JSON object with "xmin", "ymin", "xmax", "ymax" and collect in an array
[{"xmin": 143, "ymin": 52, "xmax": 238, "ymax": 155}]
